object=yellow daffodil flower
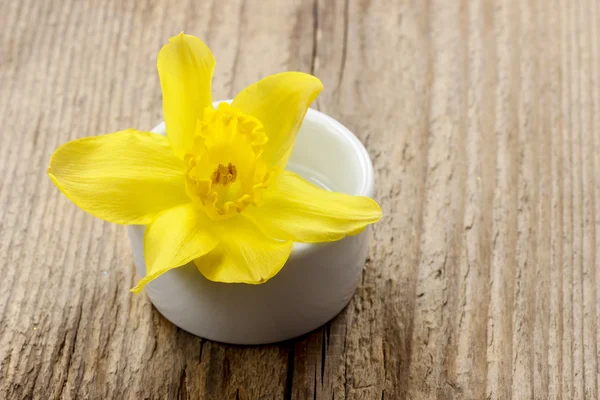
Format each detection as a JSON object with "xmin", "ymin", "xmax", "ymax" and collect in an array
[{"xmin": 48, "ymin": 33, "xmax": 382, "ymax": 293}]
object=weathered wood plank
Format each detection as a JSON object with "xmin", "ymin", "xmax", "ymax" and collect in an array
[{"xmin": 1, "ymin": 0, "xmax": 600, "ymax": 399}]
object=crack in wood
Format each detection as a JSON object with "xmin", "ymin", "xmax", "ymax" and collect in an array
[
  {"xmin": 177, "ymin": 365, "xmax": 188, "ymax": 400},
  {"xmin": 227, "ymin": 0, "xmax": 246, "ymax": 97},
  {"xmin": 335, "ymin": 0, "xmax": 349, "ymax": 96},
  {"xmin": 320, "ymin": 327, "xmax": 327, "ymax": 384},
  {"xmin": 56, "ymin": 302, "xmax": 83, "ymax": 399},
  {"xmin": 310, "ymin": 0, "xmax": 319, "ymax": 76},
  {"xmin": 283, "ymin": 344, "xmax": 295, "ymax": 400},
  {"xmin": 198, "ymin": 339, "xmax": 205, "ymax": 364}
]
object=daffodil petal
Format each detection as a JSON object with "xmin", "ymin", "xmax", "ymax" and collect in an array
[
  {"xmin": 158, "ymin": 33, "xmax": 215, "ymax": 158},
  {"xmin": 231, "ymin": 72, "xmax": 323, "ymax": 168},
  {"xmin": 244, "ymin": 170, "xmax": 382, "ymax": 243},
  {"xmin": 194, "ymin": 216, "xmax": 293, "ymax": 284},
  {"xmin": 131, "ymin": 203, "xmax": 219, "ymax": 293},
  {"xmin": 48, "ymin": 129, "xmax": 188, "ymax": 225}
]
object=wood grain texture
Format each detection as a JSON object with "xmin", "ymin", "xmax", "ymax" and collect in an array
[{"xmin": 1, "ymin": 0, "xmax": 599, "ymax": 398}]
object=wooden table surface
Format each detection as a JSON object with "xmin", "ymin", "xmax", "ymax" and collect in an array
[{"xmin": 2, "ymin": 0, "xmax": 600, "ymax": 399}]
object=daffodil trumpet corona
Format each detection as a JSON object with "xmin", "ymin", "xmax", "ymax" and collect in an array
[{"xmin": 48, "ymin": 33, "xmax": 382, "ymax": 293}]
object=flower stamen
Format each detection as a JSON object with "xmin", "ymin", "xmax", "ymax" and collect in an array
[{"xmin": 211, "ymin": 162, "xmax": 237, "ymax": 185}]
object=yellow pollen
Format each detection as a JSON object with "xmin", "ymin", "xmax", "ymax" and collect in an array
[{"xmin": 211, "ymin": 162, "xmax": 237, "ymax": 185}]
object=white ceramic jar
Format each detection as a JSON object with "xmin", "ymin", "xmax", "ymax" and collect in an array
[{"xmin": 128, "ymin": 105, "xmax": 375, "ymax": 344}]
